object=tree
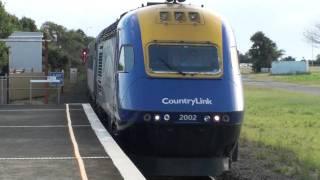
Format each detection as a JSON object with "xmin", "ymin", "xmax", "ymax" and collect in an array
[
  {"xmin": 0, "ymin": 1, "xmax": 12, "ymax": 38},
  {"xmin": 304, "ymin": 24, "xmax": 320, "ymax": 46},
  {"xmin": 19, "ymin": 17, "xmax": 37, "ymax": 32},
  {"xmin": 238, "ymin": 52, "xmax": 252, "ymax": 63},
  {"xmin": 0, "ymin": 2, "xmax": 20, "ymax": 38},
  {"xmin": 315, "ymin": 54, "xmax": 320, "ymax": 65},
  {"xmin": 0, "ymin": 43, "xmax": 8, "ymax": 73},
  {"xmin": 248, "ymin": 31, "xmax": 284, "ymax": 72},
  {"xmin": 281, "ymin": 56, "xmax": 296, "ymax": 61},
  {"xmin": 305, "ymin": 25, "xmax": 320, "ymax": 65},
  {"xmin": 40, "ymin": 21, "xmax": 93, "ymax": 71},
  {"xmin": 0, "ymin": 1, "xmax": 13, "ymax": 72},
  {"xmin": 0, "ymin": 1, "xmax": 93, "ymax": 73},
  {"xmin": 0, "ymin": 1, "xmax": 35, "ymax": 72},
  {"xmin": 48, "ymin": 48, "xmax": 68, "ymax": 70}
]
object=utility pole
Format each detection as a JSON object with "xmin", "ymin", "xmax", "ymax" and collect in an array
[
  {"xmin": 311, "ymin": 40, "xmax": 314, "ymax": 67},
  {"xmin": 44, "ymin": 34, "xmax": 49, "ymax": 104}
]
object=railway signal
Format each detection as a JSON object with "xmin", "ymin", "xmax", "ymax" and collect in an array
[{"xmin": 81, "ymin": 48, "xmax": 89, "ymax": 64}]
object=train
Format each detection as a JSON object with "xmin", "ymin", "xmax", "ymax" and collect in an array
[{"xmin": 86, "ymin": 0, "xmax": 244, "ymax": 177}]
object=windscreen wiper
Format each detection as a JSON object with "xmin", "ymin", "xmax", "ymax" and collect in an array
[{"xmin": 158, "ymin": 58, "xmax": 186, "ymax": 76}]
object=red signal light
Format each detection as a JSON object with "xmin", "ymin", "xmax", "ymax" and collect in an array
[{"xmin": 81, "ymin": 48, "xmax": 89, "ymax": 64}]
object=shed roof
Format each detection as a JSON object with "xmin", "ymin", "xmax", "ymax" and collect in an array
[{"xmin": 8, "ymin": 32, "xmax": 43, "ymax": 39}]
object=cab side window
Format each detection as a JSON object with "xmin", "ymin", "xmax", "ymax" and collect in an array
[{"xmin": 118, "ymin": 45, "xmax": 134, "ymax": 72}]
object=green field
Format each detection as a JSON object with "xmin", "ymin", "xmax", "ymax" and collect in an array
[
  {"xmin": 242, "ymin": 86, "xmax": 320, "ymax": 179},
  {"xmin": 246, "ymin": 71, "xmax": 320, "ymax": 87}
]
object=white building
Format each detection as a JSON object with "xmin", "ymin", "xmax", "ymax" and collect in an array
[
  {"xmin": 6, "ymin": 32, "xmax": 43, "ymax": 73},
  {"xmin": 271, "ymin": 61, "xmax": 309, "ymax": 75}
]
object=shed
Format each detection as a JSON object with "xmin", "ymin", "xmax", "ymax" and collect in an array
[
  {"xmin": 271, "ymin": 61, "xmax": 309, "ymax": 75},
  {"xmin": 5, "ymin": 32, "xmax": 43, "ymax": 73}
]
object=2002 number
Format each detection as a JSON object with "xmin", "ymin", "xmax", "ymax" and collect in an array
[{"xmin": 179, "ymin": 115, "xmax": 197, "ymax": 121}]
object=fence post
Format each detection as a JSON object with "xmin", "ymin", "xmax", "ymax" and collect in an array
[
  {"xmin": 1, "ymin": 77, "xmax": 4, "ymax": 105},
  {"xmin": 29, "ymin": 81, "xmax": 32, "ymax": 104},
  {"xmin": 1, "ymin": 78, "xmax": 3, "ymax": 104},
  {"xmin": 6, "ymin": 74, "xmax": 9, "ymax": 104},
  {"xmin": 57, "ymin": 86, "xmax": 61, "ymax": 104}
]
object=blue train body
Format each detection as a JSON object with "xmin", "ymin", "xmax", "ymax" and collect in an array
[{"xmin": 87, "ymin": 2, "xmax": 244, "ymax": 176}]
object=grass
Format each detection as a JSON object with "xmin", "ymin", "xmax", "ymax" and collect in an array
[
  {"xmin": 242, "ymin": 86, "xmax": 320, "ymax": 179},
  {"xmin": 242, "ymin": 65, "xmax": 320, "ymax": 87},
  {"xmin": 246, "ymin": 71, "xmax": 320, "ymax": 87}
]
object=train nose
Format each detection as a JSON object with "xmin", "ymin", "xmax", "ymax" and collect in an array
[{"xmin": 121, "ymin": 78, "xmax": 235, "ymax": 112}]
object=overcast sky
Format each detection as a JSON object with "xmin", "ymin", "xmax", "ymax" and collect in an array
[{"xmin": 3, "ymin": 0, "xmax": 320, "ymax": 60}]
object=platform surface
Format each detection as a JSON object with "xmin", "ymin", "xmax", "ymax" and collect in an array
[{"xmin": 0, "ymin": 104, "xmax": 144, "ymax": 180}]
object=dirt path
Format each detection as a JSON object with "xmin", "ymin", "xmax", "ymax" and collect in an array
[{"xmin": 242, "ymin": 76, "xmax": 320, "ymax": 96}]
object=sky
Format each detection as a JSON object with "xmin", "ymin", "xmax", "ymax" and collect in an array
[{"xmin": 3, "ymin": 0, "xmax": 320, "ymax": 60}]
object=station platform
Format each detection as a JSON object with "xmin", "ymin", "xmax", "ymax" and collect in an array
[{"xmin": 0, "ymin": 104, "xmax": 145, "ymax": 180}]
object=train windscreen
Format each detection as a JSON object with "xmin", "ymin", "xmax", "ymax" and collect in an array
[{"xmin": 149, "ymin": 44, "xmax": 220, "ymax": 74}]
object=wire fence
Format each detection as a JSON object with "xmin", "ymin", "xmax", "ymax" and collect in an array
[{"xmin": 0, "ymin": 75, "xmax": 61, "ymax": 105}]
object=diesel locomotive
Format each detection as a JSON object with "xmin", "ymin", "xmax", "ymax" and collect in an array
[{"xmin": 87, "ymin": 0, "xmax": 244, "ymax": 176}]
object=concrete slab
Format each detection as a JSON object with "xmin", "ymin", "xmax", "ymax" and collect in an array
[
  {"xmin": 0, "ymin": 104, "xmax": 129, "ymax": 180},
  {"xmin": 74, "ymin": 127, "xmax": 109, "ymax": 157},
  {"xmin": 0, "ymin": 127, "xmax": 73, "ymax": 158},
  {"xmin": 0, "ymin": 105, "xmax": 68, "ymax": 110},
  {"xmin": 0, "ymin": 160, "xmax": 80, "ymax": 180},
  {"xmin": 84, "ymin": 159, "xmax": 123, "ymax": 180},
  {"xmin": 0, "ymin": 111, "xmax": 67, "ymax": 126},
  {"xmin": 69, "ymin": 109, "xmax": 91, "ymax": 126}
]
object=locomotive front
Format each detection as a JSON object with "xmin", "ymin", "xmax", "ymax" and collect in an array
[{"xmin": 115, "ymin": 3, "xmax": 244, "ymax": 176}]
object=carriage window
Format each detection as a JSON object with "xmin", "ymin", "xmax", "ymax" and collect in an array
[
  {"xmin": 118, "ymin": 45, "xmax": 134, "ymax": 72},
  {"xmin": 149, "ymin": 44, "xmax": 220, "ymax": 74}
]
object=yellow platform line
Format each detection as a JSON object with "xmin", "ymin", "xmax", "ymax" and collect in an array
[{"xmin": 66, "ymin": 104, "xmax": 88, "ymax": 180}]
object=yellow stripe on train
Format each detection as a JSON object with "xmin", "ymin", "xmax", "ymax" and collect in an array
[{"xmin": 137, "ymin": 4, "xmax": 223, "ymax": 78}]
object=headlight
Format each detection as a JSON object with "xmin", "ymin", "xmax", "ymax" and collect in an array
[
  {"xmin": 204, "ymin": 115, "xmax": 211, "ymax": 122},
  {"xmin": 160, "ymin": 12, "xmax": 170, "ymax": 21},
  {"xmin": 222, "ymin": 115, "xmax": 230, "ymax": 122},
  {"xmin": 213, "ymin": 115, "xmax": 220, "ymax": 122},
  {"xmin": 189, "ymin": 12, "xmax": 200, "ymax": 22},
  {"xmin": 143, "ymin": 114, "xmax": 152, "ymax": 122},
  {"xmin": 164, "ymin": 114, "xmax": 170, "ymax": 121},
  {"xmin": 175, "ymin": 12, "xmax": 185, "ymax": 22},
  {"xmin": 154, "ymin": 114, "xmax": 161, "ymax": 121}
]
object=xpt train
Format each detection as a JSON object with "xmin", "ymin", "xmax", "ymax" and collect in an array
[{"xmin": 87, "ymin": 1, "xmax": 244, "ymax": 176}]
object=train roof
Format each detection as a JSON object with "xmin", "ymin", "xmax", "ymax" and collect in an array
[{"xmin": 96, "ymin": 2, "xmax": 225, "ymax": 43}]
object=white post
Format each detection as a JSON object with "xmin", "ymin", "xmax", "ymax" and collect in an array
[{"xmin": 29, "ymin": 81, "xmax": 32, "ymax": 104}]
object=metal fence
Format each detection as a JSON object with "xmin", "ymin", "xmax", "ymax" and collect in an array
[
  {"xmin": 0, "ymin": 76, "xmax": 8, "ymax": 104},
  {"xmin": 0, "ymin": 75, "xmax": 61, "ymax": 105}
]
